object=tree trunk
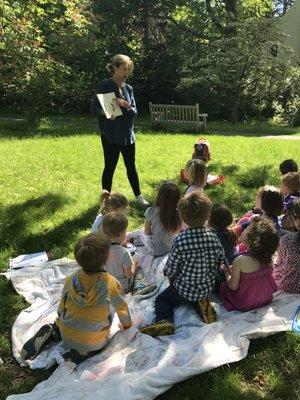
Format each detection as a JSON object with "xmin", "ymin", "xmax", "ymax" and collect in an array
[{"xmin": 230, "ymin": 99, "xmax": 239, "ymax": 124}]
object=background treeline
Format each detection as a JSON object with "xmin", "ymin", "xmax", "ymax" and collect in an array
[{"xmin": 1, "ymin": 0, "xmax": 299, "ymax": 125}]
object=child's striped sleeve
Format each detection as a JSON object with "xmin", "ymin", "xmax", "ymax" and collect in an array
[{"xmin": 109, "ymin": 278, "xmax": 132, "ymax": 329}]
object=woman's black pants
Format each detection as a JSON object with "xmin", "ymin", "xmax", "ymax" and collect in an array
[{"xmin": 101, "ymin": 134, "xmax": 141, "ymax": 196}]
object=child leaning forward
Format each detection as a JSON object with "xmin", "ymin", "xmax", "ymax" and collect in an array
[
  {"xmin": 140, "ymin": 192, "xmax": 227, "ymax": 337},
  {"xmin": 21, "ymin": 233, "xmax": 132, "ymax": 365},
  {"xmin": 102, "ymin": 212, "xmax": 157, "ymax": 296}
]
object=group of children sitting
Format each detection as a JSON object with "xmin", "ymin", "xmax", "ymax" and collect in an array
[{"xmin": 20, "ymin": 142, "xmax": 300, "ymax": 366}]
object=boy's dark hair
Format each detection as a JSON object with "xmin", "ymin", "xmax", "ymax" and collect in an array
[
  {"xmin": 74, "ymin": 233, "xmax": 111, "ymax": 273},
  {"xmin": 246, "ymin": 217, "xmax": 279, "ymax": 265},
  {"xmin": 178, "ymin": 191, "xmax": 212, "ymax": 228},
  {"xmin": 102, "ymin": 212, "xmax": 128, "ymax": 238},
  {"xmin": 209, "ymin": 203, "xmax": 238, "ymax": 247},
  {"xmin": 259, "ymin": 186, "xmax": 283, "ymax": 216},
  {"xmin": 209, "ymin": 203, "xmax": 233, "ymax": 229},
  {"xmin": 279, "ymin": 159, "xmax": 298, "ymax": 175},
  {"xmin": 154, "ymin": 181, "xmax": 181, "ymax": 233}
]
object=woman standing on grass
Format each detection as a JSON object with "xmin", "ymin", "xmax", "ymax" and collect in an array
[{"xmin": 91, "ymin": 54, "xmax": 148, "ymax": 206}]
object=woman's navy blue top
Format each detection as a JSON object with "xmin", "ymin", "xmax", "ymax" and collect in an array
[{"xmin": 90, "ymin": 78, "xmax": 137, "ymax": 146}]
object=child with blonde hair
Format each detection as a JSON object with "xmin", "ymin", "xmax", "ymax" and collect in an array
[
  {"xmin": 140, "ymin": 192, "xmax": 227, "ymax": 337},
  {"xmin": 102, "ymin": 212, "xmax": 157, "ymax": 295},
  {"xmin": 180, "ymin": 138, "xmax": 224, "ymax": 186},
  {"xmin": 274, "ymin": 198, "xmax": 300, "ymax": 293},
  {"xmin": 220, "ymin": 217, "xmax": 278, "ymax": 311},
  {"xmin": 184, "ymin": 159, "xmax": 207, "ymax": 195},
  {"xmin": 144, "ymin": 181, "xmax": 182, "ymax": 256},
  {"xmin": 91, "ymin": 190, "xmax": 129, "ymax": 233}
]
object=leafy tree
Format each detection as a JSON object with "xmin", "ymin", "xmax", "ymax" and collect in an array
[
  {"xmin": 173, "ymin": 0, "xmax": 297, "ymax": 122},
  {"xmin": 1, "ymin": 0, "xmax": 97, "ymax": 125},
  {"xmin": 1, "ymin": 0, "xmax": 299, "ymax": 125}
]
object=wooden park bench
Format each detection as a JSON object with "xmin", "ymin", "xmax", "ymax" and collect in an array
[{"xmin": 149, "ymin": 102, "xmax": 208, "ymax": 131}]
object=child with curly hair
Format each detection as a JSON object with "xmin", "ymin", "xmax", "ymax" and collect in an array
[{"xmin": 220, "ymin": 217, "xmax": 278, "ymax": 312}]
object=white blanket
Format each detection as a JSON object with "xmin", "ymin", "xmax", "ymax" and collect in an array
[{"xmin": 4, "ymin": 252, "xmax": 300, "ymax": 400}]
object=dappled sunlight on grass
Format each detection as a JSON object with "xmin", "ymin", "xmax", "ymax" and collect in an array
[{"xmin": 0, "ymin": 118, "xmax": 299, "ymax": 399}]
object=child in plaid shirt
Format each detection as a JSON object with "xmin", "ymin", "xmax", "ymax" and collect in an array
[{"xmin": 140, "ymin": 192, "xmax": 227, "ymax": 337}]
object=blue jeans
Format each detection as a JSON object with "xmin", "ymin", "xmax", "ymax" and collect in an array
[{"xmin": 155, "ymin": 285, "xmax": 194, "ymax": 323}]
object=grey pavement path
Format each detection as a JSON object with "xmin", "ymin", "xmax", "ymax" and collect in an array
[{"xmin": 261, "ymin": 135, "xmax": 300, "ymax": 140}]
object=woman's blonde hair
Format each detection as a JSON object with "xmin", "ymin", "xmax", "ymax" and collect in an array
[
  {"xmin": 185, "ymin": 159, "xmax": 207, "ymax": 187},
  {"xmin": 100, "ymin": 190, "xmax": 129, "ymax": 215},
  {"xmin": 106, "ymin": 54, "xmax": 134, "ymax": 75}
]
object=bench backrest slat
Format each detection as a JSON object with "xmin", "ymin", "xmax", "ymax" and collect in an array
[{"xmin": 149, "ymin": 102, "xmax": 207, "ymax": 131}]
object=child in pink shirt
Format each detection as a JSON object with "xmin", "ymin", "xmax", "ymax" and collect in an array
[{"xmin": 220, "ymin": 217, "xmax": 278, "ymax": 312}]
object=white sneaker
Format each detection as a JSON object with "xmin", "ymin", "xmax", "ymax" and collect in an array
[{"xmin": 136, "ymin": 195, "xmax": 149, "ymax": 206}]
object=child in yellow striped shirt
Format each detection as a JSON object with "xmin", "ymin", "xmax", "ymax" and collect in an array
[{"xmin": 21, "ymin": 233, "xmax": 132, "ymax": 365}]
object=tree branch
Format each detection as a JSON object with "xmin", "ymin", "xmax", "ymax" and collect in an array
[
  {"xmin": 149, "ymin": 13, "xmax": 216, "ymax": 44},
  {"xmin": 205, "ymin": 0, "xmax": 225, "ymax": 32}
]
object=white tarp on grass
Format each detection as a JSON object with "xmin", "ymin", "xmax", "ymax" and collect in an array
[{"xmin": 4, "ymin": 252, "xmax": 300, "ymax": 400}]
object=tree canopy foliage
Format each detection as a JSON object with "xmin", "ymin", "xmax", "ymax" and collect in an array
[{"xmin": 1, "ymin": 0, "xmax": 299, "ymax": 124}]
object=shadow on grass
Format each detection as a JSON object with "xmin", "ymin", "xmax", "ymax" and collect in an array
[
  {"xmin": 1, "ymin": 116, "xmax": 299, "ymax": 139},
  {"xmin": 0, "ymin": 193, "xmax": 98, "ymax": 258},
  {"xmin": 158, "ymin": 332, "xmax": 300, "ymax": 400},
  {"xmin": 236, "ymin": 165, "xmax": 274, "ymax": 188},
  {"xmin": 0, "ymin": 117, "xmax": 99, "ymax": 139}
]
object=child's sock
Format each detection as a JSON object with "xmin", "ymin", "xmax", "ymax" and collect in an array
[{"xmin": 140, "ymin": 320, "xmax": 174, "ymax": 337}]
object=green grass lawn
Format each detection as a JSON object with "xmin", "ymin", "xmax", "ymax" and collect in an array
[{"xmin": 0, "ymin": 117, "xmax": 299, "ymax": 400}]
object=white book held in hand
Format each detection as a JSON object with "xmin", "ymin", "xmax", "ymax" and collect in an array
[{"xmin": 97, "ymin": 92, "xmax": 122, "ymax": 119}]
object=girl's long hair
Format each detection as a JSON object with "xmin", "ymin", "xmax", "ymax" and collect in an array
[
  {"xmin": 154, "ymin": 181, "xmax": 181, "ymax": 233},
  {"xmin": 185, "ymin": 159, "xmax": 207, "ymax": 187}
]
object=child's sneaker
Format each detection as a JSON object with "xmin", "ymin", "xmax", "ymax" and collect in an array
[
  {"xmin": 198, "ymin": 299, "xmax": 217, "ymax": 324},
  {"xmin": 132, "ymin": 283, "xmax": 157, "ymax": 296},
  {"xmin": 140, "ymin": 320, "xmax": 174, "ymax": 337},
  {"xmin": 20, "ymin": 324, "xmax": 55, "ymax": 360}
]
